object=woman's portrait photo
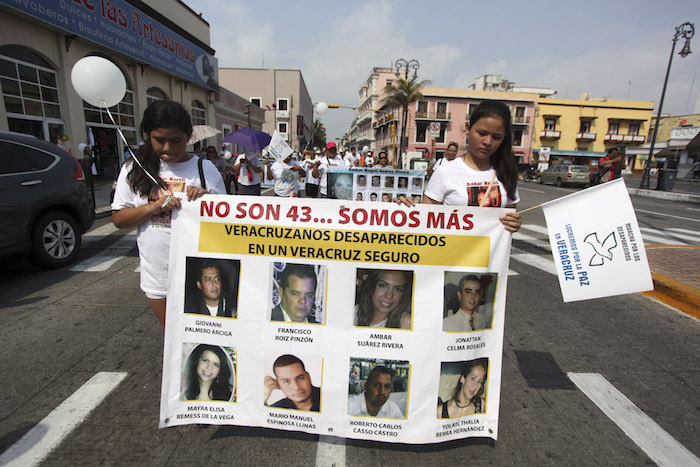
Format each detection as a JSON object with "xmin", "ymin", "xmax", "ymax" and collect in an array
[
  {"xmin": 398, "ymin": 177, "xmax": 408, "ymax": 189},
  {"xmin": 181, "ymin": 343, "xmax": 236, "ymax": 402},
  {"xmin": 437, "ymin": 358, "xmax": 488, "ymax": 419},
  {"xmin": 328, "ymin": 173, "xmax": 353, "ymax": 200},
  {"xmin": 354, "ymin": 268, "xmax": 414, "ymax": 330}
]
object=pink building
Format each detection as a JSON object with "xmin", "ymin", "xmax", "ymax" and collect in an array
[{"xmin": 381, "ymin": 88, "xmax": 538, "ymax": 164}]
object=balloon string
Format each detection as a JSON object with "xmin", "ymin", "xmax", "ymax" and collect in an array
[{"xmin": 103, "ymin": 102, "xmax": 165, "ymax": 191}]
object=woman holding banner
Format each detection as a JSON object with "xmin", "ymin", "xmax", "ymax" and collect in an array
[
  {"xmin": 438, "ymin": 359, "xmax": 488, "ymax": 418},
  {"xmin": 355, "ymin": 270, "xmax": 413, "ymax": 329},
  {"xmin": 112, "ymin": 101, "xmax": 226, "ymax": 327},
  {"xmin": 400, "ymin": 100, "xmax": 522, "ymax": 232},
  {"xmin": 182, "ymin": 344, "xmax": 233, "ymax": 402}
]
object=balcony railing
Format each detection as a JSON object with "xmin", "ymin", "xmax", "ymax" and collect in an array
[
  {"xmin": 415, "ymin": 111, "xmax": 451, "ymax": 120},
  {"xmin": 540, "ymin": 130, "xmax": 561, "ymax": 139},
  {"xmin": 576, "ymin": 132, "xmax": 597, "ymax": 141},
  {"xmin": 512, "ymin": 115, "xmax": 531, "ymax": 124},
  {"xmin": 276, "ymin": 110, "xmax": 289, "ymax": 119},
  {"xmin": 371, "ymin": 114, "xmax": 395, "ymax": 129},
  {"xmin": 604, "ymin": 133, "xmax": 624, "ymax": 142},
  {"xmin": 622, "ymin": 134, "xmax": 646, "ymax": 143}
]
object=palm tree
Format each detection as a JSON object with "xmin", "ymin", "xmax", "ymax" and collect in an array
[{"xmin": 380, "ymin": 76, "xmax": 432, "ymax": 167}]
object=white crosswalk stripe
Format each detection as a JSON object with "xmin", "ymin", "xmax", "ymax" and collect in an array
[{"xmin": 72, "ymin": 233, "xmax": 136, "ymax": 272}]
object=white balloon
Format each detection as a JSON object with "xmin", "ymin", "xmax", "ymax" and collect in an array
[
  {"xmin": 363, "ymin": 145, "xmax": 370, "ymax": 153},
  {"xmin": 71, "ymin": 56, "xmax": 126, "ymax": 108},
  {"xmin": 315, "ymin": 102, "xmax": 328, "ymax": 116}
]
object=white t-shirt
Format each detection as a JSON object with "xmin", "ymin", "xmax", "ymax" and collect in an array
[
  {"xmin": 271, "ymin": 160, "xmax": 302, "ymax": 196},
  {"xmin": 304, "ymin": 157, "xmax": 320, "ymax": 185},
  {"xmin": 365, "ymin": 155, "xmax": 375, "ymax": 167},
  {"xmin": 318, "ymin": 155, "xmax": 346, "ymax": 195},
  {"xmin": 235, "ymin": 153, "xmax": 262, "ymax": 185},
  {"xmin": 347, "ymin": 393, "xmax": 404, "ymax": 419},
  {"xmin": 424, "ymin": 157, "xmax": 519, "ymax": 207},
  {"xmin": 344, "ymin": 153, "xmax": 356, "ymax": 166},
  {"xmin": 111, "ymin": 156, "xmax": 226, "ymax": 296}
]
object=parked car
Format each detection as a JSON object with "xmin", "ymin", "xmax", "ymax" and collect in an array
[
  {"xmin": 537, "ymin": 164, "xmax": 590, "ymax": 187},
  {"xmin": 0, "ymin": 131, "xmax": 95, "ymax": 268}
]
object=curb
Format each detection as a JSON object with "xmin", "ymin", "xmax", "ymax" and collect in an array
[
  {"xmin": 643, "ymin": 272, "xmax": 700, "ymax": 319},
  {"xmin": 626, "ymin": 188, "xmax": 700, "ymax": 204}
]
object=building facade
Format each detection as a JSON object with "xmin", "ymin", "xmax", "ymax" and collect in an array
[
  {"xmin": 532, "ymin": 97, "xmax": 654, "ymax": 172},
  {"xmin": 214, "ymin": 87, "xmax": 265, "ymax": 153},
  {"xmin": 0, "ymin": 0, "xmax": 219, "ymax": 180},
  {"xmin": 217, "ymin": 67, "xmax": 313, "ymax": 152},
  {"xmin": 626, "ymin": 114, "xmax": 700, "ymax": 175}
]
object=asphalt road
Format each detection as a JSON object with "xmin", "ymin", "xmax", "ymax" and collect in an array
[{"xmin": 0, "ymin": 184, "xmax": 698, "ymax": 466}]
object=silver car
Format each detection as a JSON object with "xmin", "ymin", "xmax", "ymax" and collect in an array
[{"xmin": 537, "ymin": 164, "xmax": 589, "ymax": 187}]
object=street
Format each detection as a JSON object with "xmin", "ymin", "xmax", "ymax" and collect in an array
[{"xmin": 0, "ymin": 185, "xmax": 699, "ymax": 466}]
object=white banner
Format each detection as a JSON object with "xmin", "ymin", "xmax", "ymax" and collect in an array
[
  {"xmin": 268, "ymin": 130, "xmax": 294, "ymax": 162},
  {"xmin": 159, "ymin": 196, "xmax": 514, "ymax": 444},
  {"xmin": 542, "ymin": 178, "xmax": 653, "ymax": 302}
]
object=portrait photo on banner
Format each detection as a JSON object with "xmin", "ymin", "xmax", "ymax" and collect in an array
[
  {"xmin": 442, "ymin": 272, "xmax": 498, "ymax": 333},
  {"xmin": 183, "ymin": 257, "xmax": 240, "ymax": 318},
  {"xmin": 180, "ymin": 343, "xmax": 237, "ymax": 403},
  {"xmin": 327, "ymin": 172, "xmax": 353, "ymax": 200},
  {"xmin": 270, "ymin": 262, "xmax": 327, "ymax": 324},
  {"xmin": 348, "ymin": 357, "xmax": 410, "ymax": 420},
  {"xmin": 437, "ymin": 358, "xmax": 489, "ymax": 419},
  {"xmin": 354, "ymin": 268, "xmax": 415, "ymax": 330},
  {"xmin": 264, "ymin": 353, "xmax": 323, "ymax": 412}
]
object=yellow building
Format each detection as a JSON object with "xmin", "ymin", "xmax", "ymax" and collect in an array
[{"xmin": 533, "ymin": 97, "xmax": 654, "ymax": 171}]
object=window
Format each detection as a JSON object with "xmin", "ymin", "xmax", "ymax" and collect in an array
[
  {"xmin": 467, "ymin": 102, "xmax": 479, "ymax": 117},
  {"xmin": 436, "ymin": 123, "xmax": 447, "ymax": 143},
  {"xmin": 0, "ymin": 141, "xmax": 56, "ymax": 174},
  {"xmin": 545, "ymin": 119, "xmax": 556, "ymax": 131},
  {"xmin": 146, "ymin": 87, "xmax": 169, "ymax": 106},
  {"xmin": 277, "ymin": 98, "xmax": 288, "ymax": 111},
  {"xmin": 514, "ymin": 106, "xmax": 526, "ymax": 119},
  {"xmin": 250, "ymin": 97, "xmax": 262, "ymax": 107},
  {"xmin": 628, "ymin": 123, "xmax": 640, "ymax": 135},
  {"xmin": 416, "ymin": 122, "xmax": 428, "ymax": 143},
  {"xmin": 513, "ymin": 128, "xmax": 524, "ymax": 147},
  {"xmin": 436, "ymin": 102, "xmax": 448, "ymax": 118},
  {"xmin": 191, "ymin": 100, "xmax": 206, "ymax": 126},
  {"xmin": 278, "ymin": 122, "xmax": 288, "ymax": 133},
  {"xmin": 608, "ymin": 122, "xmax": 619, "ymax": 134},
  {"xmin": 416, "ymin": 101, "xmax": 428, "ymax": 117},
  {"xmin": 579, "ymin": 120, "xmax": 591, "ymax": 133},
  {"xmin": 84, "ymin": 85, "xmax": 135, "ymax": 128}
]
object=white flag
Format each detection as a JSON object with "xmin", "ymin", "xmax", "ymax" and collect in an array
[
  {"xmin": 268, "ymin": 130, "xmax": 293, "ymax": 162},
  {"xmin": 541, "ymin": 178, "xmax": 653, "ymax": 302}
]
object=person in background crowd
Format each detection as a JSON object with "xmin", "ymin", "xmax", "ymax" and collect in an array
[
  {"xmin": 233, "ymin": 150, "xmax": 264, "ymax": 195},
  {"xmin": 427, "ymin": 141, "xmax": 459, "ymax": 178},
  {"xmin": 267, "ymin": 152, "xmax": 306, "ymax": 197},
  {"xmin": 312, "ymin": 142, "xmax": 346, "ymax": 198}
]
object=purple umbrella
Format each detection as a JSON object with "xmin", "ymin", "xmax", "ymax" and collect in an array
[{"xmin": 222, "ymin": 127, "xmax": 271, "ymax": 153}]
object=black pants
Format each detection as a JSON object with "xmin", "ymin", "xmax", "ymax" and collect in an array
[
  {"xmin": 305, "ymin": 183, "xmax": 319, "ymax": 198},
  {"xmin": 238, "ymin": 183, "xmax": 261, "ymax": 195}
]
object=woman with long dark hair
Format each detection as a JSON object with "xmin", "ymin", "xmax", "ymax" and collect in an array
[
  {"xmin": 182, "ymin": 344, "xmax": 233, "ymax": 401},
  {"xmin": 401, "ymin": 100, "xmax": 522, "ymax": 232},
  {"xmin": 112, "ymin": 101, "xmax": 226, "ymax": 326},
  {"xmin": 438, "ymin": 359, "xmax": 488, "ymax": 418},
  {"xmin": 355, "ymin": 269, "xmax": 413, "ymax": 329}
]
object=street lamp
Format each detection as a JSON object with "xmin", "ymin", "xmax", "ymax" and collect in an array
[
  {"xmin": 394, "ymin": 58, "xmax": 420, "ymax": 79},
  {"xmin": 316, "ymin": 102, "xmax": 398, "ymax": 167},
  {"xmin": 640, "ymin": 21, "xmax": 694, "ymax": 190}
]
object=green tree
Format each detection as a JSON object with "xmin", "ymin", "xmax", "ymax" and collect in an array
[
  {"xmin": 380, "ymin": 76, "xmax": 432, "ymax": 167},
  {"xmin": 311, "ymin": 119, "xmax": 327, "ymax": 150}
]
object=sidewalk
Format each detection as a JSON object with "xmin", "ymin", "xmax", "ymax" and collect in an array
[{"xmin": 643, "ymin": 246, "xmax": 700, "ymax": 319}]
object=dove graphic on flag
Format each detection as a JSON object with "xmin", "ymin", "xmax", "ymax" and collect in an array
[
  {"xmin": 583, "ymin": 232, "xmax": 618, "ymax": 266},
  {"xmin": 541, "ymin": 179, "xmax": 652, "ymax": 302}
]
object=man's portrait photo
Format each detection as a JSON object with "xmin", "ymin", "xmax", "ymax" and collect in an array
[
  {"xmin": 184, "ymin": 257, "xmax": 239, "ymax": 318},
  {"xmin": 264, "ymin": 354, "xmax": 321, "ymax": 412},
  {"xmin": 442, "ymin": 272, "xmax": 498, "ymax": 332},
  {"xmin": 347, "ymin": 358, "xmax": 409, "ymax": 419},
  {"xmin": 270, "ymin": 262, "xmax": 325, "ymax": 324},
  {"xmin": 355, "ymin": 174, "xmax": 367, "ymax": 187}
]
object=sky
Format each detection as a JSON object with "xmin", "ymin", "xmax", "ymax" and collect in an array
[{"xmin": 193, "ymin": 0, "xmax": 700, "ymax": 142}]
